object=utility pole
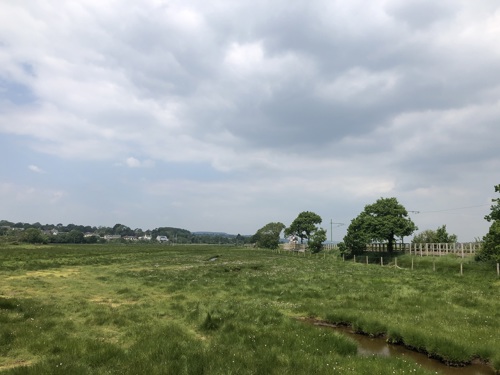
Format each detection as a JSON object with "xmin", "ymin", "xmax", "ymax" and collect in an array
[{"xmin": 330, "ymin": 220, "xmax": 345, "ymax": 243}]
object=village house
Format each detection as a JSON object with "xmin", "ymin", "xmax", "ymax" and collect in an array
[{"xmin": 156, "ymin": 235, "xmax": 169, "ymax": 243}]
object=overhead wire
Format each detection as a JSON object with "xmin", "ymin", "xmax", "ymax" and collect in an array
[{"xmin": 409, "ymin": 204, "xmax": 490, "ymax": 214}]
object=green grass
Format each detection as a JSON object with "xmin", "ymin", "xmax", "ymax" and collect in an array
[{"xmin": 0, "ymin": 244, "xmax": 498, "ymax": 374}]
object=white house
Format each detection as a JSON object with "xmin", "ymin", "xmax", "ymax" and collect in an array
[
  {"xmin": 156, "ymin": 235, "xmax": 169, "ymax": 243},
  {"xmin": 104, "ymin": 234, "xmax": 121, "ymax": 241}
]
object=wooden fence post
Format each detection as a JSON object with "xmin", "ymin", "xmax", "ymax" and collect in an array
[
  {"xmin": 497, "ymin": 263, "xmax": 499, "ymax": 277},
  {"xmin": 380, "ymin": 257, "xmax": 383, "ymax": 266},
  {"xmin": 354, "ymin": 255, "xmax": 356, "ymax": 263},
  {"xmin": 460, "ymin": 263, "xmax": 463, "ymax": 276},
  {"xmin": 366, "ymin": 256, "xmax": 368, "ymax": 265},
  {"xmin": 411, "ymin": 257, "xmax": 414, "ymax": 270}
]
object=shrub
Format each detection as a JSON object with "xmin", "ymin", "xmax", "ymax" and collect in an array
[{"xmin": 476, "ymin": 221, "xmax": 500, "ymax": 263}]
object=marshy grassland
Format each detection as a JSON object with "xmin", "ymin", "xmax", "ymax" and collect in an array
[{"xmin": 0, "ymin": 244, "xmax": 499, "ymax": 374}]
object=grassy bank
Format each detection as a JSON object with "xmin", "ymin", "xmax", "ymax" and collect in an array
[{"xmin": 0, "ymin": 244, "xmax": 498, "ymax": 374}]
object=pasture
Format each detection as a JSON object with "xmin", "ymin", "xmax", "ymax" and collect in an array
[{"xmin": 0, "ymin": 244, "xmax": 499, "ymax": 374}]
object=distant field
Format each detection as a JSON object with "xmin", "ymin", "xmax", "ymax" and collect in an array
[{"xmin": 0, "ymin": 244, "xmax": 499, "ymax": 374}]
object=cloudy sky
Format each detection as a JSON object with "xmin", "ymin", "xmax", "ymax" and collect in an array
[{"xmin": 1, "ymin": 0, "xmax": 499, "ymax": 241}]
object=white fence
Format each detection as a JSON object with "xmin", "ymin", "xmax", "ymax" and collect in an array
[
  {"xmin": 284, "ymin": 242, "xmax": 481, "ymax": 257},
  {"xmin": 282, "ymin": 243, "xmax": 307, "ymax": 252},
  {"xmin": 365, "ymin": 242, "xmax": 480, "ymax": 257},
  {"xmin": 406, "ymin": 242, "xmax": 480, "ymax": 257}
]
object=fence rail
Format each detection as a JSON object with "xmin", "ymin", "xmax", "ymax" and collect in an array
[
  {"xmin": 364, "ymin": 242, "xmax": 481, "ymax": 257},
  {"xmin": 285, "ymin": 242, "xmax": 481, "ymax": 257},
  {"xmin": 405, "ymin": 242, "xmax": 480, "ymax": 257}
]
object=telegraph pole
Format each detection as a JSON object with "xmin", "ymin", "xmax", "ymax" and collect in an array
[{"xmin": 330, "ymin": 219, "xmax": 333, "ymax": 242}]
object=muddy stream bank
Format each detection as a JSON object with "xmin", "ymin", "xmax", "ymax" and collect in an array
[{"xmin": 308, "ymin": 320, "xmax": 495, "ymax": 375}]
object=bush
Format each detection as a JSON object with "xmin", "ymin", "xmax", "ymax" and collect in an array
[{"xmin": 476, "ymin": 221, "xmax": 500, "ymax": 263}]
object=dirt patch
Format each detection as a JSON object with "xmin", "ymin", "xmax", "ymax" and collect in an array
[
  {"xmin": 89, "ymin": 297, "xmax": 138, "ymax": 308},
  {"xmin": 6, "ymin": 268, "xmax": 80, "ymax": 280},
  {"xmin": 0, "ymin": 359, "xmax": 35, "ymax": 371}
]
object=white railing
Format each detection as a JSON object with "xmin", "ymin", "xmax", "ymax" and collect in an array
[
  {"xmin": 406, "ymin": 242, "xmax": 480, "ymax": 257},
  {"xmin": 283, "ymin": 242, "xmax": 481, "ymax": 257}
]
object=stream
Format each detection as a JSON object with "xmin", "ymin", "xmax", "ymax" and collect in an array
[{"xmin": 313, "ymin": 322, "xmax": 495, "ymax": 375}]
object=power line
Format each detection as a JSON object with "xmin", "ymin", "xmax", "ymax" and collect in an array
[{"xmin": 409, "ymin": 204, "xmax": 490, "ymax": 214}]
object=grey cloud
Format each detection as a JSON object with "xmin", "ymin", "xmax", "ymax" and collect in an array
[{"xmin": 384, "ymin": 0, "xmax": 457, "ymax": 30}]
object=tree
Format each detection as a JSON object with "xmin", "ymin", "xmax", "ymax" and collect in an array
[
  {"xmin": 344, "ymin": 197, "xmax": 417, "ymax": 254},
  {"xmin": 253, "ymin": 222, "xmax": 285, "ymax": 249},
  {"xmin": 412, "ymin": 225, "xmax": 457, "ymax": 244},
  {"xmin": 343, "ymin": 214, "xmax": 370, "ymax": 256},
  {"xmin": 284, "ymin": 211, "xmax": 322, "ymax": 244},
  {"xmin": 476, "ymin": 221, "xmax": 500, "ymax": 263},
  {"xmin": 113, "ymin": 223, "xmax": 133, "ymax": 236},
  {"xmin": 67, "ymin": 229, "xmax": 84, "ymax": 244},
  {"xmin": 485, "ymin": 184, "xmax": 500, "ymax": 222},
  {"xmin": 477, "ymin": 184, "xmax": 500, "ymax": 262},
  {"xmin": 308, "ymin": 227, "xmax": 327, "ymax": 253},
  {"xmin": 21, "ymin": 228, "xmax": 47, "ymax": 244}
]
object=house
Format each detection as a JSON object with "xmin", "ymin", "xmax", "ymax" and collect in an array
[
  {"xmin": 43, "ymin": 229, "xmax": 59, "ymax": 236},
  {"xmin": 156, "ymin": 235, "xmax": 169, "ymax": 243},
  {"xmin": 104, "ymin": 234, "xmax": 121, "ymax": 241}
]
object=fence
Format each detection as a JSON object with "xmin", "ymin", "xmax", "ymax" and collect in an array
[
  {"xmin": 406, "ymin": 242, "xmax": 480, "ymax": 257},
  {"xmin": 285, "ymin": 242, "xmax": 481, "ymax": 258},
  {"xmin": 322, "ymin": 243, "xmax": 338, "ymax": 251},
  {"xmin": 365, "ymin": 242, "xmax": 480, "ymax": 257},
  {"xmin": 282, "ymin": 243, "xmax": 307, "ymax": 252}
]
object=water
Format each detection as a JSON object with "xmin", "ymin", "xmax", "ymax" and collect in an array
[{"xmin": 314, "ymin": 322, "xmax": 495, "ymax": 375}]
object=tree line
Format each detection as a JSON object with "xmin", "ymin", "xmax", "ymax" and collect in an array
[
  {"xmin": 253, "ymin": 183, "xmax": 500, "ymax": 263},
  {"xmin": 0, "ymin": 221, "xmax": 252, "ymax": 246}
]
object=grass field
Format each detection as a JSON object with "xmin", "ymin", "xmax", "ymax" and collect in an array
[{"xmin": 0, "ymin": 244, "xmax": 499, "ymax": 374}]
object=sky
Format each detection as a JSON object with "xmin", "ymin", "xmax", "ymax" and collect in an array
[{"xmin": 1, "ymin": 0, "xmax": 499, "ymax": 241}]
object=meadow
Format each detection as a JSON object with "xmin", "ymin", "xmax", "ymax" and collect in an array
[{"xmin": 0, "ymin": 244, "xmax": 499, "ymax": 374}]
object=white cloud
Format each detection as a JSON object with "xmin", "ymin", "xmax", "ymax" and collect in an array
[
  {"xmin": 126, "ymin": 157, "xmax": 141, "ymax": 168},
  {"xmin": 28, "ymin": 165, "xmax": 44, "ymax": 174},
  {"xmin": 125, "ymin": 157, "xmax": 154, "ymax": 168}
]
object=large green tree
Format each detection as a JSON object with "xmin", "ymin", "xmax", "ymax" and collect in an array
[
  {"xmin": 412, "ymin": 225, "xmax": 457, "ymax": 244},
  {"xmin": 308, "ymin": 227, "xmax": 327, "ymax": 253},
  {"xmin": 67, "ymin": 229, "xmax": 84, "ymax": 244},
  {"xmin": 344, "ymin": 197, "xmax": 417, "ymax": 254},
  {"xmin": 21, "ymin": 228, "xmax": 47, "ymax": 244},
  {"xmin": 477, "ymin": 184, "xmax": 500, "ymax": 262},
  {"xmin": 342, "ymin": 214, "xmax": 371, "ymax": 255},
  {"xmin": 284, "ymin": 211, "xmax": 322, "ymax": 244},
  {"xmin": 253, "ymin": 222, "xmax": 285, "ymax": 249},
  {"xmin": 485, "ymin": 184, "xmax": 500, "ymax": 222}
]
